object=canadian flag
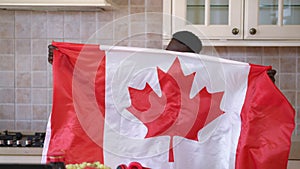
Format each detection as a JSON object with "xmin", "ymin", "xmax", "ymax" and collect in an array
[{"xmin": 42, "ymin": 42, "xmax": 295, "ymax": 169}]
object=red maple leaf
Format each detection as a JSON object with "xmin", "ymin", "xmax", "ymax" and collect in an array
[{"xmin": 127, "ymin": 57, "xmax": 224, "ymax": 162}]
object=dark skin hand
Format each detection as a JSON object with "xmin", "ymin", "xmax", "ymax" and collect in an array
[
  {"xmin": 165, "ymin": 38, "xmax": 194, "ymax": 53},
  {"xmin": 48, "ymin": 45, "xmax": 57, "ymax": 65}
]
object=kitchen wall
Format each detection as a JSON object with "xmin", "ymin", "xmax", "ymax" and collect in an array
[{"xmin": 0, "ymin": 0, "xmax": 299, "ymax": 137}]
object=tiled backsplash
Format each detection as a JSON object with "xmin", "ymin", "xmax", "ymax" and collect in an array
[{"xmin": 0, "ymin": 0, "xmax": 299, "ymax": 136}]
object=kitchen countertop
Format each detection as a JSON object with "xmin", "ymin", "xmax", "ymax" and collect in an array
[
  {"xmin": 290, "ymin": 136, "xmax": 300, "ymax": 160},
  {"xmin": 0, "ymin": 147, "xmax": 42, "ymax": 156}
]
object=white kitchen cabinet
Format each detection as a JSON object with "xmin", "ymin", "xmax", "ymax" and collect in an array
[
  {"xmin": 245, "ymin": 0, "xmax": 300, "ymax": 39},
  {"xmin": 171, "ymin": 0, "xmax": 243, "ymax": 40},
  {"xmin": 163, "ymin": 0, "xmax": 300, "ymax": 46}
]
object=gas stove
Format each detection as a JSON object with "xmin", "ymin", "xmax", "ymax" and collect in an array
[{"xmin": 0, "ymin": 130, "xmax": 45, "ymax": 148}]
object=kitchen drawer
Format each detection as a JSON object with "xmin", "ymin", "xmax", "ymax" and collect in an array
[
  {"xmin": 288, "ymin": 160, "xmax": 300, "ymax": 169},
  {"xmin": 0, "ymin": 156, "xmax": 42, "ymax": 164}
]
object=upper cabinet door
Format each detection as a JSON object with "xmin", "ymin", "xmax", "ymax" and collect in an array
[
  {"xmin": 172, "ymin": 0, "xmax": 243, "ymax": 40},
  {"xmin": 245, "ymin": 0, "xmax": 300, "ymax": 39}
]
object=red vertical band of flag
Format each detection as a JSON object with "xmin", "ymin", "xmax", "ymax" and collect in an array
[
  {"xmin": 47, "ymin": 42, "xmax": 106, "ymax": 164},
  {"xmin": 236, "ymin": 64, "xmax": 295, "ymax": 169}
]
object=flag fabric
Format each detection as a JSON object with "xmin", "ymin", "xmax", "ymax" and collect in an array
[{"xmin": 42, "ymin": 42, "xmax": 295, "ymax": 169}]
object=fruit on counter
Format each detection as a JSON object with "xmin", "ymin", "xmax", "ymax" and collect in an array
[{"xmin": 65, "ymin": 161, "xmax": 111, "ymax": 169}]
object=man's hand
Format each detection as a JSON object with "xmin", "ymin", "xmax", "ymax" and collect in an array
[{"xmin": 48, "ymin": 44, "xmax": 57, "ymax": 64}]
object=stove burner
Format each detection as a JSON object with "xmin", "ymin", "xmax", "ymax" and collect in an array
[{"xmin": 0, "ymin": 130, "xmax": 45, "ymax": 147}]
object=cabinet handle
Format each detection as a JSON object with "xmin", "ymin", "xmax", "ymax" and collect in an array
[
  {"xmin": 249, "ymin": 28, "xmax": 257, "ymax": 35},
  {"xmin": 232, "ymin": 28, "xmax": 239, "ymax": 35}
]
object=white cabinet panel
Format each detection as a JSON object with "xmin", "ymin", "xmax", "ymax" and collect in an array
[
  {"xmin": 245, "ymin": 0, "xmax": 300, "ymax": 39},
  {"xmin": 172, "ymin": 0, "xmax": 243, "ymax": 40},
  {"xmin": 165, "ymin": 0, "xmax": 300, "ymax": 45}
]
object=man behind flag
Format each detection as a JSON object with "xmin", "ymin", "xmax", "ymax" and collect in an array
[{"xmin": 43, "ymin": 41, "xmax": 295, "ymax": 169}]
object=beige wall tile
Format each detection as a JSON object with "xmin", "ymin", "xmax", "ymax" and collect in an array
[
  {"xmin": 130, "ymin": 8, "xmax": 146, "ymax": 22},
  {"xmin": 246, "ymin": 47, "xmax": 263, "ymax": 57},
  {"xmin": 81, "ymin": 12, "xmax": 96, "ymax": 22},
  {"xmin": 280, "ymin": 57, "xmax": 297, "ymax": 73},
  {"xmin": 0, "ymin": 56, "xmax": 14, "ymax": 71},
  {"xmin": 0, "ymin": 39, "xmax": 14, "ymax": 55},
  {"xmin": 146, "ymin": 40, "xmax": 162, "ymax": 49},
  {"xmin": 31, "ymin": 12, "xmax": 47, "ymax": 38},
  {"xmin": 227, "ymin": 47, "xmax": 246, "ymax": 57},
  {"xmin": 114, "ymin": 22, "xmax": 129, "ymax": 41},
  {"xmin": 16, "ymin": 88, "xmax": 31, "ymax": 104},
  {"xmin": 280, "ymin": 74, "xmax": 296, "ymax": 90},
  {"xmin": 64, "ymin": 22, "xmax": 80, "ymax": 39},
  {"xmin": 31, "ymin": 120, "xmax": 47, "ymax": 131},
  {"xmin": 32, "ymin": 39, "xmax": 48, "ymax": 56},
  {"xmin": 96, "ymin": 39, "xmax": 114, "ymax": 45},
  {"xmin": 0, "ymin": 23, "xmax": 14, "ymax": 38},
  {"xmin": 64, "ymin": 12, "xmax": 81, "ymax": 23},
  {"xmin": 32, "ymin": 11, "xmax": 47, "ymax": 22},
  {"xmin": 131, "ymin": 0, "xmax": 145, "ymax": 6},
  {"xmin": 96, "ymin": 22, "xmax": 114, "ymax": 40},
  {"xmin": 32, "ymin": 56, "xmax": 47, "ymax": 71},
  {"xmin": 146, "ymin": 0, "xmax": 162, "ymax": 12},
  {"xmin": 114, "ymin": 7, "xmax": 130, "ymax": 20},
  {"xmin": 130, "ymin": 22, "xmax": 146, "ymax": 40},
  {"xmin": 280, "ymin": 47, "xmax": 297, "ymax": 57},
  {"xmin": 97, "ymin": 11, "xmax": 113, "ymax": 22},
  {"xmin": 262, "ymin": 56, "xmax": 280, "ymax": 71},
  {"xmin": 15, "ymin": 121, "xmax": 31, "ymax": 131},
  {"xmin": 47, "ymin": 71, "xmax": 53, "ymax": 88},
  {"xmin": 48, "ymin": 89, "xmax": 53, "ymax": 105},
  {"xmin": 47, "ymin": 12, "xmax": 64, "ymax": 22},
  {"xmin": 214, "ymin": 47, "xmax": 228, "ymax": 58},
  {"xmin": 298, "ymin": 74, "xmax": 300, "ymax": 90},
  {"xmin": 0, "ymin": 10, "xmax": 15, "ymax": 22},
  {"xmin": 114, "ymin": 39, "xmax": 130, "ymax": 46},
  {"xmin": 297, "ymin": 92, "xmax": 300, "ymax": 107},
  {"xmin": 16, "ymin": 55, "xmax": 31, "ymax": 72},
  {"xmin": 297, "ymin": 57, "xmax": 300, "ymax": 73},
  {"xmin": 15, "ymin": 39, "xmax": 31, "ymax": 55},
  {"xmin": 32, "ymin": 88, "xmax": 47, "ymax": 104},
  {"xmin": 15, "ymin": 11, "xmax": 31, "ymax": 38},
  {"xmin": 0, "ymin": 120, "xmax": 15, "ymax": 131},
  {"xmin": 81, "ymin": 22, "xmax": 97, "ymax": 40},
  {"xmin": 227, "ymin": 56, "xmax": 246, "ymax": 62},
  {"xmin": 146, "ymin": 0, "xmax": 162, "ymax": 7},
  {"xmin": 200, "ymin": 46, "xmax": 217, "ymax": 56},
  {"xmin": 32, "ymin": 105, "xmax": 48, "ymax": 120},
  {"xmin": 281, "ymin": 91, "xmax": 296, "ymax": 108},
  {"xmin": 146, "ymin": 33, "xmax": 162, "ymax": 42},
  {"xmin": 146, "ymin": 12, "xmax": 163, "ymax": 23},
  {"xmin": 263, "ymin": 47, "xmax": 279, "ymax": 57},
  {"xmin": 31, "ymin": 21, "xmax": 47, "ymax": 38},
  {"xmin": 0, "ymin": 104, "xmax": 15, "ymax": 120},
  {"xmin": 130, "ymin": 40, "xmax": 146, "ymax": 48},
  {"xmin": 16, "ymin": 72, "xmax": 31, "ymax": 87},
  {"xmin": 246, "ymin": 56, "xmax": 262, "ymax": 65},
  {"xmin": 32, "ymin": 72, "xmax": 47, "ymax": 87},
  {"xmin": 16, "ymin": 104, "xmax": 31, "ymax": 120},
  {"xmin": 0, "ymin": 88, "xmax": 14, "ymax": 103},
  {"xmin": 147, "ymin": 24, "xmax": 162, "ymax": 38},
  {"xmin": 47, "ymin": 21, "xmax": 63, "ymax": 38},
  {"xmin": 0, "ymin": 72, "xmax": 14, "ymax": 87}
]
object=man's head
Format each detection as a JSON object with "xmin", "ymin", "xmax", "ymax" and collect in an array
[{"xmin": 166, "ymin": 31, "xmax": 202, "ymax": 53}]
